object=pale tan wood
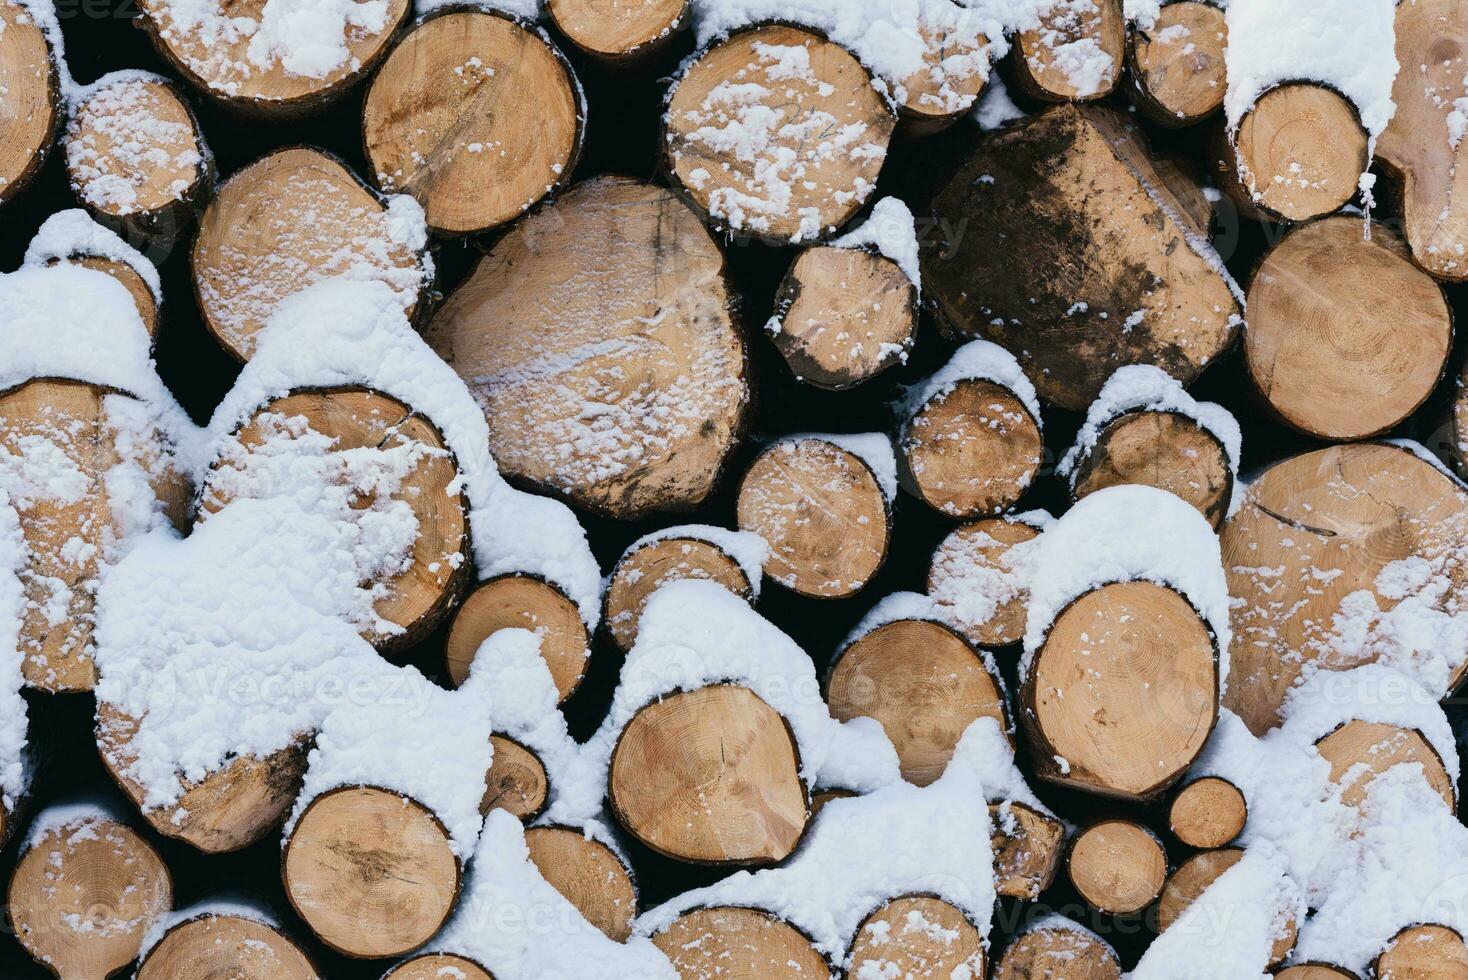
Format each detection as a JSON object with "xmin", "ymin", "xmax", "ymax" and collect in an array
[
  {"xmin": 1245, "ymin": 218, "xmax": 1451, "ymax": 441},
  {"xmin": 137, "ymin": 913, "xmax": 318, "ymax": 979},
  {"xmin": 8, "ymin": 816, "xmax": 172, "ymax": 980},
  {"xmin": 827, "ymin": 618, "xmax": 1008, "ymax": 786},
  {"xmin": 384, "ymin": 953, "xmax": 495, "ymax": 980},
  {"xmin": 1378, "ymin": 0, "xmax": 1468, "ymax": 280},
  {"xmin": 59, "ymin": 257, "xmax": 160, "ymax": 339},
  {"xmin": 193, "ymin": 146, "xmax": 427, "ymax": 360},
  {"xmin": 651, "ymin": 906, "xmax": 829, "ymax": 980},
  {"xmin": 664, "ymin": 24, "xmax": 894, "ymax": 244},
  {"xmin": 604, "ymin": 536, "xmax": 752, "ymax": 653},
  {"xmin": 524, "ymin": 826, "xmax": 637, "ymax": 941},
  {"xmin": 201, "ymin": 388, "xmax": 468, "ymax": 652},
  {"xmin": 283, "ymin": 786, "xmax": 460, "ymax": 959},
  {"xmin": 1128, "ymin": 2, "xmax": 1227, "ymax": 127},
  {"xmin": 928, "ymin": 517, "xmax": 1040, "ymax": 648},
  {"xmin": 98, "ymin": 703, "xmax": 309, "ymax": 854},
  {"xmin": 1273, "ymin": 967, "xmax": 1360, "ymax": 980},
  {"xmin": 897, "ymin": 19, "xmax": 988, "ymax": 130},
  {"xmin": 547, "ymin": 0, "xmax": 686, "ymax": 62},
  {"xmin": 1222, "ymin": 443, "xmax": 1468, "ymax": 735},
  {"xmin": 1010, "ymin": 0, "xmax": 1124, "ymax": 102},
  {"xmin": 1067, "ymin": 819, "xmax": 1167, "ymax": 915},
  {"xmin": 846, "ymin": 896, "xmax": 985, "ymax": 979},
  {"xmin": 1168, "ymin": 776, "xmax": 1247, "ymax": 849},
  {"xmin": 902, "ymin": 378, "xmax": 1043, "ymax": 518},
  {"xmin": 1159, "ymin": 848, "xmax": 1297, "ymax": 965},
  {"xmin": 1376, "ymin": 925, "xmax": 1468, "ymax": 979},
  {"xmin": 1228, "ymin": 84, "xmax": 1369, "ymax": 222},
  {"xmin": 768, "ymin": 246, "xmax": 916, "ymax": 390},
  {"xmin": 482, "ymin": 734, "xmax": 548, "ymax": 820},
  {"xmin": 426, "ymin": 176, "xmax": 748, "ymax": 518},
  {"xmin": 1024, "ymin": 581, "xmax": 1218, "ymax": 801},
  {"xmin": 363, "ymin": 10, "xmax": 583, "ymax": 235},
  {"xmin": 736, "ymin": 437, "xmax": 889, "ymax": 599},
  {"xmin": 1317, "ymin": 720, "xmax": 1456, "ymax": 811},
  {"xmin": 609, "ymin": 684, "xmax": 808, "ymax": 864},
  {"xmin": 1070, "ymin": 410, "xmax": 1233, "ymax": 529},
  {"xmin": 995, "ymin": 924, "xmax": 1123, "ymax": 980},
  {"xmin": 445, "ymin": 574, "xmax": 589, "ymax": 703},
  {"xmin": 0, "ymin": 0, "xmax": 59, "ymax": 205},
  {"xmin": 990, "ymin": 800, "xmax": 1065, "ymax": 900}
]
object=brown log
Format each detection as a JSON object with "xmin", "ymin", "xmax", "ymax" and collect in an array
[
  {"xmin": 990, "ymin": 800, "xmax": 1066, "ymax": 899},
  {"xmin": 1375, "ymin": 925, "xmax": 1468, "ymax": 978},
  {"xmin": 1068, "ymin": 410, "xmax": 1233, "ymax": 529},
  {"xmin": 362, "ymin": 10, "xmax": 584, "ymax": 235},
  {"xmin": 994, "ymin": 921, "xmax": 1123, "ymax": 980},
  {"xmin": 64, "ymin": 75, "xmax": 212, "ymax": 244},
  {"xmin": 846, "ymin": 896, "xmax": 986, "ymax": 978},
  {"xmin": 1244, "ymin": 218, "xmax": 1451, "ymax": 441},
  {"xmin": 282, "ymin": 786, "xmax": 461, "ymax": 959},
  {"xmin": 1273, "ymin": 967, "xmax": 1360, "ymax": 980},
  {"xmin": 383, "ymin": 954, "xmax": 493, "ymax": 980},
  {"xmin": 1067, "ymin": 819, "xmax": 1167, "ymax": 915},
  {"xmin": 1316, "ymin": 720, "xmax": 1456, "ymax": 811},
  {"xmin": 47, "ymin": 255, "xmax": 160, "ymax": 339},
  {"xmin": 1127, "ymin": 2, "xmax": 1227, "ymax": 127},
  {"xmin": 0, "ymin": 0, "xmax": 60, "ymax": 206},
  {"xmin": 547, "ymin": 0, "xmax": 687, "ymax": 64},
  {"xmin": 662, "ymin": 24, "xmax": 895, "ymax": 244},
  {"xmin": 1378, "ymin": 0, "xmax": 1468, "ymax": 280},
  {"xmin": 826, "ymin": 618, "xmax": 1008, "ymax": 786},
  {"xmin": 650, "ymin": 906, "xmax": 829, "ymax": 979},
  {"xmin": 136, "ymin": 911, "xmax": 318, "ymax": 979},
  {"xmin": 445, "ymin": 574, "xmax": 590, "ymax": 703},
  {"xmin": 766, "ymin": 245, "xmax": 917, "ymax": 390},
  {"xmin": 1221, "ymin": 443, "xmax": 1468, "ymax": 735},
  {"xmin": 1168, "ymin": 776, "xmax": 1247, "ymax": 849},
  {"xmin": 1006, "ymin": 0, "xmax": 1125, "ymax": 103},
  {"xmin": 426, "ymin": 176, "xmax": 749, "ymax": 519},
  {"xmin": 608, "ymin": 684, "xmax": 808, "ymax": 864},
  {"xmin": 482, "ymin": 734, "xmax": 549, "ymax": 820},
  {"xmin": 1159, "ymin": 848, "xmax": 1297, "ymax": 965},
  {"xmin": 524, "ymin": 825, "xmax": 637, "ymax": 941},
  {"xmin": 922, "ymin": 103, "xmax": 1241, "ymax": 410},
  {"xmin": 927, "ymin": 516, "xmax": 1040, "ymax": 648},
  {"xmin": 192, "ymin": 146, "xmax": 429, "ymax": 361},
  {"xmin": 8, "ymin": 814, "xmax": 172, "ymax": 980},
  {"xmin": 736, "ymin": 437, "xmax": 890, "ymax": 599},
  {"xmin": 895, "ymin": 18, "xmax": 989, "ymax": 134},
  {"xmin": 603, "ymin": 533, "xmax": 753, "ymax": 654},
  {"xmin": 1023, "ymin": 581, "xmax": 1219, "ymax": 800}
]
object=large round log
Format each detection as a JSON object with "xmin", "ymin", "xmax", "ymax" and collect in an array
[
  {"xmin": 0, "ymin": 0, "xmax": 60, "ymax": 206},
  {"xmin": 650, "ymin": 906, "xmax": 829, "ymax": 980},
  {"xmin": 1127, "ymin": 1, "xmax": 1227, "ymax": 127},
  {"xmin": 846, "ymin": 896, "xmax": 985, "ymax": 979},
  {"xmin": 136, "ymin": 912, "xmax": 318, "ymax": 979}
]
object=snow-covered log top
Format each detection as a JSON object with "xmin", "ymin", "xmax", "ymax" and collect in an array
[
  {"xmin": 901, "ymin": 339, "xmax": 1043, "ymax": 429},
  {"xmin": 138, "ymin": 898, "xmax": 285, "ymax": 960},
  {"xmin": 615, "ymin": 524, "xmax": 769, "ymax": 600},
  {"xmin": 777, "ymin": 431, "xmax": 898, "ymax": 502},
  {"xmin": 19, "ymin": 797, "xmax": 126, "ymax": 853},
  {"xmin": 23, "ymin": 209, "xmax": 162, "ymax": 300},
  {"xmin": 829, "ymin": 196, "xmax": 921, "ymax": 288}
]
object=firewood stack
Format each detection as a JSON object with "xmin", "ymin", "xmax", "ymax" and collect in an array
[{"xmin": 2, "ymin": 0, "xmax": 1468, "ymax": 977}]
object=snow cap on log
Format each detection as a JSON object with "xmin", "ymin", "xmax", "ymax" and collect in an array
[{"xmin": 0, "ymin": 500, "xmax": 29, "ymax": 824}]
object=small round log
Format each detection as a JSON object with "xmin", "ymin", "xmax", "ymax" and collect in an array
[
  {"xmin": 826, "ymin": 618, "xmax": 1008, "ymax": 786},
  {"xmin": 609, "ymin": 684, "xmax": 808, "ymax": 865},
  {"xmin": 650, "ymin": 906, "xmax": 829, "ymax": 980},
  {"xmin": 604, "ymin": 534, "xmax": 753, "ymax": 654},
  {"xmin": 663, "ymin": 24, "xmax": 895, "ymax": 244},
  {"xmin": 547, "ymin": 0, "xmax": 687, "ymax": 64},
  {"xmin": 524, "ymin": 826, "xmax": 637, "ymax": 941},
  {"xmin": 1168, "ymin": 776, "xmax": 1247, "ymax": 849},
  {"xmin": 136, "ymin": 912, "xmax": 318, "ymax": 979},
  {"xmin": 362, "ymin": 10, "xmax": 584, "ymax": 235},
  {"xmin": 1316, "ymin": 720, "xmax": 1456, "ymax": 811},
  {"xmin": 445, "ymin": 574, "xmax": 590, "ymax": 703},
  {"xmin": 1067, "ymin": 819, "xmax": 1167, "ymax": 916},
  {"xmin": 1068, "ymin": 410, "xmax": 1233, "ymax": 530},
  {"xmin": 927, "ymin": 517, "xmax": 1040, "ymax": 648},
  {"xmin": 1375, "ymin": 925, "xmax": 1468, "ymax": 978},
  {"xmin": 736, "ymin": 437, "xmax": 890, "ymax": 599},
  {"xmin": 0, "ymin": 0, "xmax": 60, "ymax": 206},
  {"xmin": 482, "ymin": 734, "xmax": 549, "ymax": 820},
  {"xmin": 1127, "ymin": 1, "xmax": 1227, "ymax": 127},
  {"xmin": 995, "ymin": 922, "xmax": 1122, "ymax": 980},
  {"xmin": 282, "ymin": 786, "xmax": 461, "ymax": 959},
  {"xmin": 1159, "ymin": 848, "xmax": 1297, "ymax": 965},
  {"xmin": 990, "ymin": 800, "xmax": 1066, "ymax": 900},
  {"xmin": 383, "ymin": 954, "xmax": 494, "ymax": 980},
  {"xmin": 846, "ymin": 896, "xmax": 986, "ymax": 979},
  {"xmin": 1007, "ymin": 0, "xmax": 1125, "ymax": 103}
]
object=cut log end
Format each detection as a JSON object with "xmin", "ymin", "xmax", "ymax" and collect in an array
[
  {"xmin": 482, "ymin": 734, "xmax": 549, "ymax": 820},
  {"xmin": 928, "ymin": 517, "xmax": 1039, "ymax": 648},
  {"xmin": 383, "ymin": 953, "xmax": 495, "ymax": 980},
  {"xmin": 605, "ymin": 536, "xmax": 752, "ymax": 653},
  {"xmin": 846, "ymin": 896, "xmax": 985, "ymax": 979},
  {"xmin": 1375, "ymin": 925, "xmax": 1468, "ymax": 978},
  {"xmin": 282, "ymin": 786, "xmax": 460, "ymax": 959},
  {"xmin": 609, "ymin": 684, "xmax": 808, "ymax": 865},
  {"xmin": 525, "ymin": 826, "xmax": 637, "ymax": 941},
  {"xmin": 51, "ymin": 255, "xmax": 161, "ymax": 338},
  {"xmin": 1273, "ymin": 966, "xmax": 1361, "ymax": 980},
  {"xmin": 1067, "ymin": 819, "xmax": 1167, "ymax": 916},
  {"xmin": 995, "ymin": 923, "xmax": 1122, "ymax": 980},
  {"xmin": 0, "ymin": 0, "xmax": 59, "ymax": 205},
  {"xmin": 1317, "ymin": 720, "xmax": 1456, "ymax": 811},
  {"xmin": 664, "ymin": 24, "xmax": 894, "ymax": 244},
  {"xmin": 901, "ymin": 378, "xmax": 1042, "ymax": 518},
  {"xmin": 990, "ymin": 800, "xmax": 1066, "ymax": 899},
  {"xmin": 136, "ymin": 913, "xmax": 317, "ymax": 980},
  {"xmin": 827, "ymin": 618, "xmax": 1008, "ymax": 786},
  {"xmin": 1160, "ymin": 848, "xmax": 1297, "ymax": 965},
  {"xmin": 1128, "ymin": 1, "xmax": 1227, "ymax": 127},
  {"xmin": 1069, "ymin": 410, "xmax": 1233, "ymax": 529},
  {"xmin": 1229, "ymin": 83, "xmax": 1369, "ymax": 222},
  {"xmin": 1009, "ymin": 0, "xmax": 1124, "ymax": 103},
  {"xmin": 810, "ymin": 788, "xmax": 855, "ymax": 819},
  {"xmin": 737, "ymin": 438, "xmax": 890, "ymax": 599},
  {"xmin": 651, "ymin": 906, "xmax": 829, "ymax": 980},
  {"xmin": 897, "ymin": 22, "xmax": 988, "ymax": 131},
  {"xmin": 9, "ymin": 817, "xmax": 172, "ymax": 980},
  {"xmin": 446, "ymin": 574, "xmax": 590, "ymax": 703},
  {"xmin": 547, "ymin": 0, "xmax": 686, "ymax": 62},
  {"xmin": 1168, "ymin": 776, "xmax": 1247, "ymax": 849}
]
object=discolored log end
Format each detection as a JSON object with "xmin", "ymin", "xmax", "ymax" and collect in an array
[
  {"xmin": 609, "ymin": 684, "xmax": 808, "ymax": 865},
  {"xmin": 1168, "ymin": 776, "xmax": 1247, "ymax": 849},
  {"xmin": 990, "ymin": 800, "xmax": 1066, "ymax": 899},
  {"xmin": 1007, "ymin": 0, "xmax": 1125, "ymax": 103},
  {"xmin": 995, "ymin": 922, "xmax": 1123, "ymax": 980},
  {"xmin": 1316, "ymin": 720, "xmax": 1456, "ymax": 811},
  {"xmin": 547, "ymin": 0, "xmax": 687, "ymax": 63},
  {"xmin": 282, "ymin": 786, "xmax": 461, "ymax": 959},
  {"xmin": 137, "ymin": 912, "xmax": 318, "ymax": 979},
  {"xmin": 445, "ymin": 574, "xmax": 590, "ymax": 703},
  {"xmin": 650, "ymin": 906, "xmax": 830, "ymax": 980},
  {"xmin": 1069, "ymin": 409, "xmax": 1233, "ymax": 529},
  {"xmin": 928, "ymin": 517, "xmax": 1040, "ymax": 648},
  {"xmin": 0, "ymin": 0, "xmax": 60, "ymax": 206},
  {"xmin": 1375, "ymin": 925, "xmax": 1468, "ymax": 978},
  {"xmin": 1160, "ymin": 848, "xmax": 1297, "ymax": 965},
  {"xmin": 525, "ymin": 826, "xmax": 637, "ymax": 941},
  {"xmin": 1127, "ymin": 2, "xmax": 1227, "ymax": 127},
  {"xmin": 604, "ymin": 535, "xmax": 753, "ymax": 654},
  {"xmin": 846, "ymin": 896, "xmax": 985, "ymax": 979},
  {"xmin": 482, "ymin": 734, "xmax": 549, "ymax": 820},
  {"xmin": 1067, "ymin": 819, "xmax": 1167, "ymax": 916},
  {"xmin": 384, "ymin": 953, "xmax": 495, "ymax": 980}
]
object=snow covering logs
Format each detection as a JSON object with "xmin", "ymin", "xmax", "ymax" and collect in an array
[{"xmin": 0, "ymin": 0, "xmax": 60, "ymax": 207}]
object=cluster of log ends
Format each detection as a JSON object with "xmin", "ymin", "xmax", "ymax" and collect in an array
[
  {"xmin": 994, "ymin": 923, "xmax": 1123, "ymax": 980},
  {"xmin": 927, "ymin": 517, "xmax": 1038, "ymax": 648},
  {"xmin": 990, "ymin": 800, "xmax": 1066, "ymax": 900},
  {"xmin": 1005, "ymin": 0, "xmax": 1125, "ymax": 104},
  {"xmin": 446, "ymin": 574, "xmax": 590, "ymax": 703},
  {"xmin": 1375, "ymin": 925, "xmax": 1468, "ymax": 978},
  {"xmin": 608, "ymin": 684, "xmax": 808, "ymax": 865},
  {"xmin": 768, "ymin": 245, "xmax": 917, "ymax": 391},
  {"xmin": 48, "ymin": 254, "xmax": 161, "ymax": 339},
  {"xmin": 1023, "ymin": 580, "xmax": 1218, "ymax": 801},
  {"xmin": 603, "ymin": 535, "xmax": 753, "ymax": 654},
  {"xmin": 1168, "ymin": 776, "xmax": 1247, "ymax": 849},
  {"xmin": 483, "ymin": 734, "xmax": 549, "ymax": 820},
  {"xmin": 1068, "ymin": 409, "xmax": 1233, "ymax": 529},
  {"xmin": 826, "ymin": 617, "xmax": 1009, "ymax": 787},
  {"xmin": 547, "ymin": 0, "xmax": 687, "ymax": 63},
  {"xmin": 137, "ymin": 913, "xmax": 317, "ymax": 980},
  {"xmin": 524, "ymin": 826, "xmax": 638, "ymax": 941},
  {"xmin": 1245, "ymin": 218, "xmax": 1451, "ymax": 442},
  {"xmin": 1067, "ymin": 820, "xmax": 1167, "ymax": 916},
  {"xmin": 1127, "ymin": 1, "xmax": 1227, "ymax": 127},
  {"xmin": 1158, "ymin": 848, "xmax": 1297, "ymax": 965},
  {"xmin": 736, "ymin": 438, "xmax": 890, "ymax": 599},
  {"xmin": 1316, "ymin": 720, "xmax": 1456, "ymax": 811},
  {"xmin": 0, "ymin": 0, "xmax": 59, "ymax": 206}
]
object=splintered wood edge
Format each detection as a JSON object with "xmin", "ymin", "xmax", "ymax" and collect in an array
[
  {"xmin": 1067, "ymin": 819, "xmax": 1168, "ymax": 915},
  {"xmin": 445, "ymin": 572, "xmax": 590, "ymax": 703},
  {"xmin": 990, "ymin": 800, "xmax": 1066, "ymax": 899}
]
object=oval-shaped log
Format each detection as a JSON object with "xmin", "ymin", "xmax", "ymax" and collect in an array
[
  {"xmin": 995, "ymin": 922, "xmax": 1123, "ymax": 980},
  {"xmin": 282, "ymin": 786, "xmax": 460, "ymax": 959},
  {"xmin": 827, "ymin": 618, "xmax": 1008, "ymax": 786},
  {"xmin": 609, "ymin": 684, "xmax": 808, "ymax": 865},
  {"xmin": 1067, "ymin": 819, "xmax": 1167, "ymax": 916},
  {"xmin": 445, "ymin": 574, "xmax": 589, "ymax": 703},
  {"xmin": 137, "ymin": 912, "xmax": 318, "ymax": 979},
  {"xmin": 426, "ymin": 176, "xmax": 749, "ymax": 518},
  {"xmin": 1007, "ymin": 0, "xmax": 1125, "ymax": 103},
  {"xmin": 663, "ymin": 24, "xmax": 894, "ymax": 244},
  {"xmin": 363, "ymin": 10, "xmax": 584, "ymax": 235},
  {"xmin": 928, "ymin": 517, "xmax": 1040, "ymax": 648},
  {"xmin": 1245, "ymin": 217, "xmax": 1450, "ymax": 441},
  {"xmin": 1127, "ymin": 1, "xmax": 1227, "ymax": 127},
  {"xmin": 1168, "ymin": 776, "xmax": 1247, "ymax": 849},
  {"xmin": 0, "ymin": 0, "xmax": 60, "ymax": 206},
  {"xmin": 1221, "ymin": 443, "xmax": 1468, "ymax": 735},
  {"xmin": 384, "ymin": 953, "xmax": 494, "ymax": 980},
  {"xmin": 846, "ymin": 896, "xmax": 985, "ymax": 979},
  {"xmin": 650, "ymin": 906, "xmax": 829, "ymax": 980},
  {"xmin": 547, "ymin": 0, "xmax": 686, "ymax": 63},
  {"xmin": 1375, "ymin": 925, "xmax": 1468, "ymax": 978},
  {"xmin": 193, "ymin": 147, "xmax": 428, "ymax": 360},
  {"xmin": 1023, "ymin": 581, "xmax": 1218, "ymax": 800},
  {"xmin": 604, "ymin": 535, "xmax": 753, "ymax": 653},
  {"xmin": 1069, "ymin": 410, "xmax": 1233, "ymax": 530},
  {"xmin": 991, "ymin": 800, "xmax": 1066, "ymax": 899},
  {"xmin": 1159, "ymin": 848, "xmax": 1297, "ymax": 965},
  {"xmin": 736, "ymin": 437, "xmax": 890, "ymax": 599},
  {"xmin": 524, "ymin": 826, "xmax": 637, "ymax": 941},
  {"xmin": 767, "ymin": 245, "xmax": 917, "ymax": 390},
  {"xmin": 9, "ymin": 815, "xmax": 172, "ymax": 980},
  {"xmin": 482, "ymin": 734, "xmax": 549, "ymax": 820},
  {"xmin": 1317, "ymin": 720, "xmax": 1456, "ymax": 811}
]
